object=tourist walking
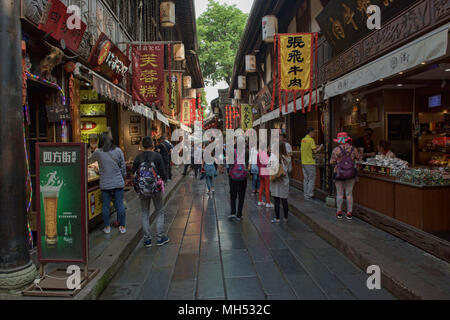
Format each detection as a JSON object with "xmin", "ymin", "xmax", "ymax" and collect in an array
[
  {"xmin": 301, "ymin": 128, "xmax": 323, "ymax": 200},
  {"xmin": 203, "ymin": 149, "xmax": 218, "ymax": 195},
  {"xmin": 330, "ymin": 132, "xmax": 362, "ymax": 220},
  {"xmin": 133, "ymin": 136, "xmax": 170, "ymax": 247},
  {"xmin": 249, "ymin": 145, "xmax": 260, "ymax": 195},
  {"xmin": 269, "ymin": 143, "xmax": 292, "ymax": 223},
  {"xmin": 257, "ymin": 147, "xmax": 273, "ymax": 208},
  {"xmin": 89, "ymin": 132, "xmax": 127, "ymax": 234},
  {"xmin": 156, "ymin": 135, "xmax": 173, "ymax": 181},
  {"xmin": 228, "ymin": 146, "xmax": 248, "ymax": 221}
]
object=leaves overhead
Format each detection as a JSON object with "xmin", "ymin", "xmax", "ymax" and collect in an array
[{"xmin": 197, "ymin": 0, "xmax": 248, "ymax": 86}]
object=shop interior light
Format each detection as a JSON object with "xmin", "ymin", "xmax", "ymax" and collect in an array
[
  {"xmin": 445, "ymin": 68, "xmax": 450, "ymax": 72},
  {"xmin": 380, "ymin": 78, "xmax": 384, "ymax": 81},
  {"xmin": 399, "ymin": 72, "xmax": 404, "ymax": 75},
  {"xmin": 421, "ymin": 62, "xmax": 426, "ymax": 65},
  {"xmin": 397, "ymin": 84, "xmax": 403, "ymax": 87}
]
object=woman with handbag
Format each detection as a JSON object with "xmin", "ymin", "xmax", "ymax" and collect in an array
[
  {"xmin": 330, "ymin": 132, "xmax": 362, "ymax": 220},
  {"xmin": 269, "ymin": 143, "xmax": 292, "ymax": 223}
]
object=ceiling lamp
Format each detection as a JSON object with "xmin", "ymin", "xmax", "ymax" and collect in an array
[
  {"xmin": 160, "ymin": 2, "xmax": 175, "ymax": 27},
  {"xmin": 174, "ymin": 43, "xmax": 185, "ymax": 61},
  {"xmin": 262, "ymin": 15, "xmax": 278, "ymax": 43}
]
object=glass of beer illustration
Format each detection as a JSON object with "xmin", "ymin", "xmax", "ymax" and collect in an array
[{"xmin": 41, "ymin": 172, "xmax": 63, "ymax": 246}]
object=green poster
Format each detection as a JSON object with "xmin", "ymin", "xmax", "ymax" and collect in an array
[{"xmin": 38, "ymin": 144, "xmax": 87, "ymax": 263}]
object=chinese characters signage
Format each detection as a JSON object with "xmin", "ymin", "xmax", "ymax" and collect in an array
[
  {"xmin": 271, "ymin": 33, "xmax": 319, "ymax": 113},
  {"xmin": 88, "ymin": 33, "xmax": 130, "ymax": 84},
  {"xmin": 241, "ymin": 104, "xmax": 253, "ymax": 130},
  {"xmin": 316, "ymin": 0, "xmax": 417, "ymax": 54},
  {"xmin": 280, "ymin": 34, "xmax": 313, "ymax": 91},
  {"xmin": 46, "ymin": 104, "xmax": 72, "ymax": 122},
  {"xmin": 163, "ymin": 72, "xmax": 182, "ymax": 118},
  {"xmin": 38, "ymin": 0, "xmax": 87, "ymax": 52},
  {"xmin": 36, "ymin": 143, "xmax": 88, "ymax": 264},
  {"xmin": 131, "ymin": 44, "xmax": 165, "ymax": 105}
]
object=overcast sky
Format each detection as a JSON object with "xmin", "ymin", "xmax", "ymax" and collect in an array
[{"xmin": 194, "ymin": 0, "xmax": 254, "ymax": 104}]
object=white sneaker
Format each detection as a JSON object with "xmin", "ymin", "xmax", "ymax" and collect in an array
[
  {"xmin": 266, "ymin": 203, "xmax": 274, "ymax": 208},
  {"xmin": 258, "ymin": 201, "xmax": 265, "ymax": 206},
  {"xmin": 103, "ymin": 226, "xmax": 111, "ymax": 234},
  {"xmin": 119, "ymin": 226, "xmax": 127, "ymax": 234}
]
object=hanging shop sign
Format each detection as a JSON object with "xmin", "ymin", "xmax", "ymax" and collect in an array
[
  {"xmin": 46, "ymin": 104, "xmax": 72, "ymax": 122},
  {"xmin": 182, "ymin": 99, "xmax": 191, "ymax": 125},
  {"xmin": 241, "ymin": 104, "xmax": 253, "ymax": 130},
  {"xmin": 80, "ymin": 103, "xmax": 106, "ymax": 116},
  {"xmin": 88, "ymin": 188, "xmax": 102, "ymax": 221},
  {"xmin": 131, "ymin": 44, "xmax": 165, "ymax": 105},
  {"xmin": 36, "ymin": 143, "xmax": 88, "ymax": 264},
  {"xmin": 255, "ymin": 85, "xmax": 272, "ymax": 112},
  {"xmin": 88, "ymin": 33, "xmax": 130, "ymax": 84},
  {"xmin": 163, "ymin": 72, "xmax": 182, "ymax": 118},
  {"xmin": 316, "ymin": 0, "xmax": 417, "ymax": 54},
  {"xmin": 130, "ymin": 103, "xmax": 154, "ymax": 120},
  {"xmin": 38, "ymin": 0, "xmax": 87, "ymax": 52},
  {"xmin": 271, "ymin": 33, "xmax": 319, "ymax": 113},
  {"xmin": 80, "ymin": 90, "xmax": 99, "ymax": 102}
]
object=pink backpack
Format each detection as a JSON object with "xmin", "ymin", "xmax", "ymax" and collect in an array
[{"xmin": 229, "ymin": 150, "xmax": 247, "ymax": 181}]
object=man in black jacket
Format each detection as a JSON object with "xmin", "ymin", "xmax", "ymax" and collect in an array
[
  {"xmin": 155, "ymin": 135, "xmax": 173, "ymax": 181},
  {"xmin": 133, "ymin": 136, "xmax": 170, "ymax": 248}
]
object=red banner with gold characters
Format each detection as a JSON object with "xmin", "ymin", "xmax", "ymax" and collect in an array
[
  {"xmin": 131, "ymin": 44, "xmax": 164, "ymax": 105},
  {"xmin": 271, "ymin": 33, "xmax": 319, "ymax": 113}
]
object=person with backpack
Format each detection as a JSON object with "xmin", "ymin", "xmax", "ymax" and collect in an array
[
  {"xmin": 228, "ymin": 144, "xmax": 248, "ymax": 221},
  {"xmin": 89, "ymin": 132, "xmax": 127, "ymax": 234},
  {"xmin": 203, "ymin": 147, "xmax": 218, "ymax": 195},
  {"xmin": 133, "ymin": 136, "xmax": 169, "ymax": 247},
  {"xmin": 269, "ymin": 143, "xmax": 292, "ymax": 223},
  {"xmin": 330, "ymin": 132, "xmax": 362, "ymax": 220}
]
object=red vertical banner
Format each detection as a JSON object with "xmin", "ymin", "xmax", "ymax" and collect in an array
[{"xmin": 132, "ymin": 44, "xmax": 165, "ymax": 105}]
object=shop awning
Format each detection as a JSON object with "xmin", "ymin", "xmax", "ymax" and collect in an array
[
  {"xmin": 324, "ymin": 23, "xmax": 450, "ymax": 99},
  {"xmin": 90, "ymin": 69, "xmax": 133, "ymax": 107},
  {"xmin": 130, "ymin": 103, "xmax": 154, "ymax": 120},
  {"xmin": 180, "ymin": 123, "xmax": 192, "ymax": 133},
  {"xmin": 156, "ymin": 111, "xmax": 169, "ymax": 127}
]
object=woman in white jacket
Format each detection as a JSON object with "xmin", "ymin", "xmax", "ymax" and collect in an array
[{"xmin": 269, "ymin": 143, "xmax": 292, "ymax": 223}]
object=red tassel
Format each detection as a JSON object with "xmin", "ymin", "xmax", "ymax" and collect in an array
[
  {"xmin": 278, "ymin": 35, "xmax": 282, "ymax": 114},
  {"xmin": 308, "ymin": 89, "xmax": 313, "ymax": 113},
  {"xmin": 271, "ymin": 35, "xmax": 277, "ymax": 111},
  {"xmin": 293, "ymin": 90, "xmax": 297, "ymax": 113},
  {"xmin": 285, "ymin": 90, "xmax": 288, "ymax": 114},
  {"xmin": 301, "ymin": 91, "xmax": 305, "ymax": 113}
]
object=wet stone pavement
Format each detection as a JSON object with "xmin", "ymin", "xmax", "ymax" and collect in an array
[{"xmin": 99, "ymin": 173, "xmax": 396, "ymax": 300}]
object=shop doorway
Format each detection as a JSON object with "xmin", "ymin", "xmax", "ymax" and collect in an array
[{"xmin": 386, "ymin": 113, "xmax": 413, "ymax": 163}]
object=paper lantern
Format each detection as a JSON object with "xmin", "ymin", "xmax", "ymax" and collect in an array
[
  {"xmin": 183, "ymin": 75, "xmax": 192, "ymax": 89},
  {"xmin": 238, "ymin": 75, "xmax": 246, "ymax": 89},
  {"xmin": 160, "ymin": 2, "xmax": 175, "ymax": 27},
  {"xmin": 189, "ymin": 89, "xmax": 196, "ymax": 99},
  {"xmin": 262, "ymin": 15, "xmax": 278, "ymax": 43},
  {"xmin": 245, "ymin": 54, "xmax": 256, "ymax": 73},
  {"xmin": 234, "ymin": 89, "xmax": 242, "ymax": 100},
  {"xmin": 174, "ymin": 43, "xmax": 185, "ymax": 61}
]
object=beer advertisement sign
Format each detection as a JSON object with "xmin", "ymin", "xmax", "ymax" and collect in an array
[{"xmin": 36, "ymin": 143, "xmax": 88, "ymax": 264}]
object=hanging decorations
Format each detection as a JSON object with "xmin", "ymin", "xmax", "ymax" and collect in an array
[
  {"xmin": 270, "ymin": 33, "xmax": 319, "ymax": 113},
  {"xmin": 174, "ymin": 43, "xmax": 185, "ymax": 61},
  {"xmin": 183, "ymin": 75, "xmax": 192, "ymax": 89},
  {"xmin": 238, "ymin": 75, "xmax": 246, "ymax": 90},
  {"xmin": 262, "ymin": 15, "xmax": 278, "ymax": 43},
  {"xmin": 160, "ymin": 1, "xmax": 176, "ymax": 27},
  {"xmin": 245, "ymin": 54, "xmax": 256, "ymax": 73}
]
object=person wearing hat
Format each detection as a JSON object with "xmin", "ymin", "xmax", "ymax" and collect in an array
[{"xmin": 330, "ymin": 132, "xmax": 362, "ymax": 220}]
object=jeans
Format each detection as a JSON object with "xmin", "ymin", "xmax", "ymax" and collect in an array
[
  {"xmin": 251, "ymin": 173, "xmax": 260, "ymax": 192},
  {"xmin": 259, "ymin": 176, "xmax": 271, "ymax": 203},
  {"xmin": 140, "ymin": 192, "xmax": 165, "ymax": 240},
  {"xmin": 335, "ymin": 179, "xmax": 356, "ymax": 213},
  {"xmin": 206, "ymin": 175, "xmax": 214, "ymax": 191},
  {"xmin": 274, "ymin": 197, "xmax": 289, "ymax": 220},
  {"xmin": 302, "ymin": 165, "xmax": 316, "ymax": 199},
  {"xmin": 101, "ymin": 188, "xmax": 126, "ymax": 228},
  {"xmin": 230, "ymin": 179, "xmax": 247, "ymax": 218}
]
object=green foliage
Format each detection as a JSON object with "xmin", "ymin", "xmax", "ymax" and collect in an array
[{"xmin": 197, "ymin": 0, "xmax": 248, "ymax": 86}]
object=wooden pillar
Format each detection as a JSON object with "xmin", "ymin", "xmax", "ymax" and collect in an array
[
  {"xmin": 0, "ymin": 0, "xmax": 36, "ymax": 290},
  {"xmin": 70, "ymin": 76, "xmax": 81, "ymax": 142}
]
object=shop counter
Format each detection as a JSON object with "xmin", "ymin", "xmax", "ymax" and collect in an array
[
  {"xmin": 87, "ymin": 176, "xmax": 103, "ymax": 230},
  {"xmin": 354, "ymin": 172, "xmax": 450, "ymax": 233}
]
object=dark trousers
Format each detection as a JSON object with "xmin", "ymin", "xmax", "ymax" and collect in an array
[
  {"xmin": 230, "ymin": 179, "xmax": 247, "ymax": 218},
  {"xmin": 274, "ymin": 197, "xmax": 289, "ymax": 220},
  {"xmin": 183, "ymin": 163, "xmax": 200, "ymax": 177},
  {"xmin": 164, "ymin": 159, "xmax": 172, "ymax": 179}
]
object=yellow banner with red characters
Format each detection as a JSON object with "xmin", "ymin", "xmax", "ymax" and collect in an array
[{"xmin": 279, "ymin": 34, "xmax": 312, "ymax": 91}]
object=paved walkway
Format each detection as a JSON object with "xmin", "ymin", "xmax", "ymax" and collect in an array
[{"xmin": 99, "ymin": 173, "xmax": 395, "ymax": 300}]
